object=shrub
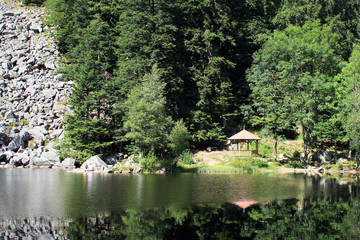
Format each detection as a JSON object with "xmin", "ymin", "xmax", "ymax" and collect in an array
[
  {"xmin": 231, "ymin": 156, "xmax": 269, "ymax": 171},
  {"xmin": 140, "ymin": 152, "xmax": 158, "ymax": 172},
  {"xmin": 177, "ymin": 150, "xmax": 194, "ymax": 164}
]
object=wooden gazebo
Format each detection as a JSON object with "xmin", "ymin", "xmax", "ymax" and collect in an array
[{"xmin": 228, "ymin": 130, "xmax": 261, "ymax": 156}]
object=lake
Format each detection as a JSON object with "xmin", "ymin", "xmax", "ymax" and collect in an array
[{"xmin": 0, "ymin": 169, "xmax": 359, "ymax": 239}]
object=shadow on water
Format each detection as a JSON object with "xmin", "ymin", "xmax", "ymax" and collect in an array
[{"xmin": 0, "ymin": 169, "xmax": 359, "ymax": 239}]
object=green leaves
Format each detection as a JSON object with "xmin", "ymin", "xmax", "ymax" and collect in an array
[
  {"xmin": 248, "ymin": 20, "xmax": 343, "ymax": 158},
  {"xmin": 337, "ymin": 45, "xmax": 360, "ymax": 165},
  {"xmin": 168, "ymin": 120, "xmax": 191, "ymax": 157}
]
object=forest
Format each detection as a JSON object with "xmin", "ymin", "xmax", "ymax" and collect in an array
[{"xmin": 24, "ymin": 0, "xmax": 360, "ymax": 164}]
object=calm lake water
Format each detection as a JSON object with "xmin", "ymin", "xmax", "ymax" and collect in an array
[{"xmin": 0, "ymin": 169, "xmax": 359, "ymax": 239}]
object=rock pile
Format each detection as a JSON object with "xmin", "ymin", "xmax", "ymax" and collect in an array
[
  {"xmin": 0, "ymin": 1, "xmax": 73, "ymax": 168},
  {"xmin": 0, "ymin": 217, "xmax": 72, "ymax": 239}
]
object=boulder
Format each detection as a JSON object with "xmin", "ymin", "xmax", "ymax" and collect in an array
[
  {"xmin": 40, "ymin": 150, "xmax": 60, "ymax": 164},
  {"xmin": 0, "ymin": 132, "xmax": 11, "ymax": 145},
  {"xmin": 30, "ymin": 156, "xmax": 49, "ymax": 166},
  {"xmin": 133, "ymin": 167, "xmax": 143, "ymax": 173},
  {"xmin": 105, "ymin": 155, "xmax": 118, "ymax": 165},
  {"xmin": 44, "ymin": 60, "xmax": 56, "ymax": 70},
  {"xmin": 12, "ymin": 153, "xmax": 30, "ymax": 166},
  {"xmin": 30, "ymin": 22, "xmax": 42, "ymax": 33},
  {"xmin": 310, "ymin": 150, "xmax": 337, "ymax": 164},
  {"xmin": 0, "ymin": 153, "xmax": 8, "ymax": 163},
  {"xmin": 5, "ymin": 111, "xmax": 18, "ymax": 121},
  {"xmin": 60, "ymin": 157, "xmax": 75, "ymax": 168},
  {"xmin": 80, "ymin": 155, "xmax": 107, "ymax": 170},
  {"xmin": 20, "ymin": 129, "xmax": 32, "ymax": 142},
  {"xmin": 3, "ymin": 151, "xmax": 14, "ymax": 160},
  {"xmin": 8, "ymin": 135, "xmax": 24, "ymax": 152},
  {"xmin": 27, "ymin": 127, "xmax": 46, "ymax": 146},
  {"xmin": 42, "ymin": 89, "xmax": 56, "ymax": 99}
]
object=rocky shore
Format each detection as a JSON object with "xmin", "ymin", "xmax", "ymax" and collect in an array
[{"xmin": 0, "ymin": 0, "xmax": 73, "ymax": 169}]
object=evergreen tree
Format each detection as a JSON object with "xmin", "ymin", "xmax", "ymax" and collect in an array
[
  {"xmin": 123, "ymin": 64, "xmax": 172, "ymax": 157},
  {"xmin": 62, "ymin": 16, "xmax": 117, "ymax": 162},
  {"xmin": 168, "ymin": 119, "xmax": 191, "ymax": 157}
]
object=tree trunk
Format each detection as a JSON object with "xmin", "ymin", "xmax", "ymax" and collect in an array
[
  {"xmin": 301, "ymin": 121, "xmax": 307, "ymax": 162},
  {"xmin": 274, "ymin": 133, "xmax": 278, "ymax": 162},
  {"xmin": 139, "ymin": 147, "xmax": 143, "ymax": 160},
  {"xmin": 348, "ymin": 146, "xmax": 352, "ymax": 159}
]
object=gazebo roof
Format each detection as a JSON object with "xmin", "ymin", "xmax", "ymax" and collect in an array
[{"xmin": 228, "ymin": 130, "xmax": 261, "ymax": 140}]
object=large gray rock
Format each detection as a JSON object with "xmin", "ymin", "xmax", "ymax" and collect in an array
[
  {"xmin": 7, "ymin": 135, "xmax": 24, "ymax": 152},
  {"xmin": 12, "ymin": 152, "xmax": 30, "ymax": 165},
  {"xmin": 40, "ymin": 150, "xmax": 60, "ymax": 164},
  {"xmin": 0, "ymin": 153, "xmax": 8, "ymax": 163},
  {"xmin": 0, "ymin": 132, "xmax": 11, "ymax": 145},
  {"xmin": 60, "ymin": 157, "xmax": 75, "ymax": 168},
  {"xmin": 20, "ymin": 129, "xmax": 32, "ymax": 142},
  {"xmin": 5, "ymin": 111, "xmax": 18, "ymax": 121},
  {"xmin": 80, "ymin": 155, "xmax": 107, "ymax": 170},
  {"xmin": 42, "ymin": 89, "xmax": 56, "ymax": 99},
  {"xmin": 105, "ymin": 155, "xmax": 118, "ymax": 165},
  {"xmin": 30, "ymin": 156, "xmax": 47, "ymax": 166},
  {"xmin": 27, "ymin": 127, "xmax": 46, "ymax": 146},
  {"xmin": 44, "ymin": 60, "xmax": 56, "ymax": 70},
  {"xmin": 30, "ymin": 22, "xmax": 42, "ymax": 33}
]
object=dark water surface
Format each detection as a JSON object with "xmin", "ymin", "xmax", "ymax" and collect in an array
[{"xmin": 0, "ymin": 169, "xmax": 359, "ymax": 239}]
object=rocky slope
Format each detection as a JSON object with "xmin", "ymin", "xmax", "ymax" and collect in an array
[{"xmin": 0, "ymin": 0, "xmax": 73, "ymax": 168}]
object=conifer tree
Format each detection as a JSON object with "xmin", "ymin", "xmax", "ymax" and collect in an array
[{"xmin": 123, "ymin": 64, "xmax": 172, "ymax": 157}]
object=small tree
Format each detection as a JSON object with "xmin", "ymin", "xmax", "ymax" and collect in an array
[
  {"xmin": 168, "ymin": 119, "xmax": 191, "ymax": 157},
  {"xmin": 123, "ymin": 64, "xmax": 172, "ymax": 157}
]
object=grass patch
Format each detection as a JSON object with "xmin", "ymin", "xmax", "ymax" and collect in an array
[
  {"xmin": 175, "ymin": 156, "xmax": 270, "ymax": 173},
  {"xmin": 231, "ymin": 156, "xmax": 269, "ymax": 171}
]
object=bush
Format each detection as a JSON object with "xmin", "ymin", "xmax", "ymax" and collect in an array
[
  {"xmin": 231, "ymin": 157, "xmax": 269, "ymax": 171},
  {"xmin": 177, "ymin": 150, "xmax": 194, "ymax": 164},
  {"xmin": 141, "ymin": 152, "xmax": 158, "ymax": 172},
  {"xmin": 258, "ymin": 142, "xmax": 273, "ymax": 158}
]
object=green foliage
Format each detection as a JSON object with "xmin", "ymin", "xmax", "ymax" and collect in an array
[
  {"xmin": 168, "ymin": 120, "xmax": 191, "ymax": 157},
  {"xmin": 123, "ymin": 64, "xmax": 172, "ymax": 156},
  {"xmin": 337, "ymin": 45, "xmax": 360, "ymax": 167},
  {"xmin": 284, "ymin": 161, "xmax": 305, "ymax": 169},
  {"xmin": 231, "ymin": 156, "xmax": 268, "ymax": 170},
  {"xmin": 46, "ymin": 0, "xmax": 360, "ymax": 157},
  {"xmin": 248, "ymin": 20, "xmax": 343, "ymax": 159},
  {"xmin": 177, "ymin": 150, "xmax": 194, "ymax": 165},
  {"xmin": 140, "ymin": 152, "xmax": 159, "ymax": 172}
]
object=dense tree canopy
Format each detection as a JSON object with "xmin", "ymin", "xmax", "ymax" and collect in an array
[{"xmin": 41, "ymin": 0, "xmax": 360, "ymax": 163}]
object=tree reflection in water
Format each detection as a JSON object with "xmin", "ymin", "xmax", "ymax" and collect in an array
[{"xmin": 1, "ymin": 197, "xmax": 360, "ymax": 239}]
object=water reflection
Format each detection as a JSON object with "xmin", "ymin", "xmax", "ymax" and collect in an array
[
  {"xmin": 0, "ymin": 169, "xmax": 359, "ymax": 238},
  {"xmin": 1, "ymin": 198, "xmax": 359, "ymax": 239}
]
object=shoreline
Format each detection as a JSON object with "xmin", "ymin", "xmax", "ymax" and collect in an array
[{"xmin": 1, "ymin": 164, "xmax": 359, "ymax": 176}]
